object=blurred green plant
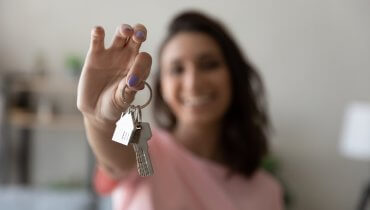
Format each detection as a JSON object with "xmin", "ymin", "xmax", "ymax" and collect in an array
[
  {"xmin": 262, "ymin": 154, "xmax": 294, "ymax": 209},
  {"xmin": 65, "ymin": 54, "xmax": 83, "ymax": 77},
  {"xmin": 48, "ymin": 179, "xmax": 85, "ymax": 190}
]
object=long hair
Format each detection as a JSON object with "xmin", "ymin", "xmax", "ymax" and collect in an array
[{"xmin": 153, "ymin": 11, "xmax": 270, "ymax": 178}]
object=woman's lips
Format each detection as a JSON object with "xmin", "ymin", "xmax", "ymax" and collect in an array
[{"xmin": 181, "ymin": 94, "xmax": 214, "ymax": 108}]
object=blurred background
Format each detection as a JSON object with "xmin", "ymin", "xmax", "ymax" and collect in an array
[{"xmin": 0, "ymin": 0, "xmax": 369, "ymax": 210}]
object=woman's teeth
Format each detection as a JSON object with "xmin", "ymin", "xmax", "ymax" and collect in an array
[{"xmin": 183, "ymin": 95, "xmax": 212, "ymax": 106}]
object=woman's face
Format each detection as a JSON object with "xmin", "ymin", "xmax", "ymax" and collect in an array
[{"xmin": 160, "ymin": 32, "xmax": 232, "ymax": 127}]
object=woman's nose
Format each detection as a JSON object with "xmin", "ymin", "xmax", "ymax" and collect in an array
[{"xmin": 183, "ymin": 66, "xmax": 202, "ymax": 92}]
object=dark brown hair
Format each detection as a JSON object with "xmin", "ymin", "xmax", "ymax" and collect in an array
[{"xmin": 153, "ymin": 11, "xmax": 270, "ymax": 177}]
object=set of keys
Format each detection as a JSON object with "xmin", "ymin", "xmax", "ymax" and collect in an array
[{"xmin": 112, "ymin": 82, "xmax": 154, "ymax": 177}]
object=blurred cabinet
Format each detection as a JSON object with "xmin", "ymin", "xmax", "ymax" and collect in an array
[{"xmin": 0, "ymin": 72, "xmax": 93, "ymax": 188}]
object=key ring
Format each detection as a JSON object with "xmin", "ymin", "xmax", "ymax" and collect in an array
[
  {"xmin": 134, "ymin": 105, "xmax": 142, "ymax": 127},
  {"xmin": 122, "ymin": 81, "xmax": 152, "ymax": 110}
]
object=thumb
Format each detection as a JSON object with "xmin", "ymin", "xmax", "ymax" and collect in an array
[{"xmin": 113, "ymin": 77, "xmax": 138, "ymax": 112}]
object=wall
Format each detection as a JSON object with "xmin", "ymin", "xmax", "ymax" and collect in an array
[{"xmin": 1, "ymin": 0, "xmax": 369, "ymax": 209}]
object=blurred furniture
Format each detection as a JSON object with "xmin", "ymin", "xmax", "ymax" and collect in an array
[
  {"xmin": 0, "ymin": 72, "xmax": 99, "ymax": 209},
  {"xmin": 340, "ymin": 102, "xmax": 370, "ymax": 210},
  {"xmin": 1, "ymin": 72, "xmax": 85, "ymax": 184},
  {"xmin": 0, "ymin": 75, "xmax": 9, "ymax": 183}
]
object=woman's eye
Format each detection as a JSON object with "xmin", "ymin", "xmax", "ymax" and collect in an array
[{"xmin": 169, "ymin": 65, "xmax": 184, "ymax": 75}]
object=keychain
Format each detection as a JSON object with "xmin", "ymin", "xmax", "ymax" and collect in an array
[{"xmin": 112, "ymin": 82, "xmax": 154, "ymax": 176}]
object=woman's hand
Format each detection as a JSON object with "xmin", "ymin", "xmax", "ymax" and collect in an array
[
  {"xmin": 77, "ymin": 24, "xmax": 152, "ymax": 123},
  {"xmin": 76, "ymin": 24, "xmax": 152, "ymax": 179}
]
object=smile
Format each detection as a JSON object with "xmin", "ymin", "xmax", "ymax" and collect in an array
[{"xmin": 182, "ymin": 94, "xmax": 213, "ymax": 107}]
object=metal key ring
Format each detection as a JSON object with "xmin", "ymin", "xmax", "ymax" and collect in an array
[
  {"xmin": 134, "ymin": 105, "xmax": 142, "ymax": 126},
  {"xmin": 122, "ymin": 81, "xmax": 152, "ymax": 109}
]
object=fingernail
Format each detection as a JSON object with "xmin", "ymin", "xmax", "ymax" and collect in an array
[
  {"xmin": 135, "ymin": 31, "xmax": 145, "ymax": 40},
  {"xmin": 121, "ymin": 25, "xmax": 132, "ymax": 33},
  {"xmin": 128, "ymin": 75, "xmax": 139, "ymax": 87}
]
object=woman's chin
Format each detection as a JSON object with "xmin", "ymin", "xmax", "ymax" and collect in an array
[
  {"xmin": 183, "ymin": 104, "xmax": 209, "ymax": 113},
  {"xmin": 182, "ymin": 111, "xmax": 221, "ymax": 126}
]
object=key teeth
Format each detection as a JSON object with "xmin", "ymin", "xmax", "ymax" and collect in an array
[
  {"xmin": 138, "ymin": 170, "xmax": 149, "ymax": 177},
  {"xmin": 131, "ymin": 124, "xmax": 154, "ymax": 177},
  {"xmin": 138, "ymin": 169, "xmax": 153, "ymax": 177},
  {"xmin": 135, "ymin": 151, "xmax": 153, "ymax": 177}
]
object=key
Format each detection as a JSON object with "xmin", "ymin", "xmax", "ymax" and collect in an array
[
  {"xmin": 112, "ymin": 108, "xmax": 137, "ymax": 145},
  {"xmin": 131, "ymin": 122, "xmax": 154, "ymax": 176}
]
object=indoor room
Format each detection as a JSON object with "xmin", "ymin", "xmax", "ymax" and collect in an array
[{"xmin": 0, "ymin": 0, "xmax": 369, "ymax": 210}]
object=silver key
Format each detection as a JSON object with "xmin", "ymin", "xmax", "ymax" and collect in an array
[
  {"xmin": 131, "ymin": 122, "xmax": 154, "ymax": 176},
  {"xmin": 112, "ymin": 108, "xmax": 136, "ymax": 145}
]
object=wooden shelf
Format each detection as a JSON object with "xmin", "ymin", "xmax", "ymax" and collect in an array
[{"xmin": 10, "ymin": 108, "xmax": 84, "ymax": 131}]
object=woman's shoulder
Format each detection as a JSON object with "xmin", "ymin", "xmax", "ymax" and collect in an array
[
  {"xmin": 224, "ymin": 168, "xmax": 281, "ymax": 191},
  {"xmin": 227, "ymin": 169, "xmax": 283, "ymax": 209},
  {"xmin": 251, "ymin": 169, "xmax": 282, "ymax": 193}
]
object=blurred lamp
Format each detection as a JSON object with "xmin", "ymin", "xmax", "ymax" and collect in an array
[
  {"xmin": 340, "ymin": 102, "xmax": 370, "ymax": 210},
  {"xmin": 340, "ymin": 102, "xmax": 370, "ymax": 160}
]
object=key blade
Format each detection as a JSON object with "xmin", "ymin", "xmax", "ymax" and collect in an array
[
  {"xmin": 133, "ymin": 143, "xmax": 154, "ymax": 176},
  {"xmin": 131, "ymin": 122, "xmax": 154, "ymax": 176}
]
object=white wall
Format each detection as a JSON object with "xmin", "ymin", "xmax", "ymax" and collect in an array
[{"xmin": 1, "ymin": 0, "xmax": 369, "ymax": 209}]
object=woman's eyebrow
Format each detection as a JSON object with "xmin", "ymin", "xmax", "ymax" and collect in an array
[
  {"xmin": 196, "ymin": 52, "xmax": 219, "ymax": 61},
  {"xmin": 169, "ymin": 59, "xmax": 181, "ymax": 66}
]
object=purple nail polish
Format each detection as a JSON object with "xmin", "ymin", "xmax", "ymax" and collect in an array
[
  {"xmin": 135, "ymin": 31, "xmax": 145, "ymax": 39},
  {"xmin": 128, "ymin": 75, "xmax": 139, "ymax": 87}
]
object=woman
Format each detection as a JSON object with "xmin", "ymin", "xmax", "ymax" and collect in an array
[{"xmin": 77, "ymin": 11, "xmax": 283, "ymax": 210}]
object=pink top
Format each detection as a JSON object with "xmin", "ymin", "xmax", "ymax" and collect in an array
[{"xmin": 94, "ymin": 129, "xmax": 284, "ymax": 210}]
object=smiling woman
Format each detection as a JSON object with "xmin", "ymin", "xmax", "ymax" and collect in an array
[
  {"xmin": 77, "ymin": 10, "xmax": 283, "ymax": 210},
  {"xmin": 154, "ymin": 12, "xmax": 270, "ymax": 177}
]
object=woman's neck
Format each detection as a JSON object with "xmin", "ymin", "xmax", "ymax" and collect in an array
[{"xmin": 173, "ymin": 121, "xmax": 222, "ymax": 161}]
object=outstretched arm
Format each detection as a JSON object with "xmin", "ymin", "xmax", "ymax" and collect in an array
[{"xmin": 77, "ymin": 23, "xmax": 152, "ymax": 179}]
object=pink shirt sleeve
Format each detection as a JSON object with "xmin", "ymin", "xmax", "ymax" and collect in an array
[{"xmin": 93, "ymin": 166, "xmax": 120, "ymax": 196}]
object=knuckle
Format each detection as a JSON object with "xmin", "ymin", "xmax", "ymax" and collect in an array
[
  {"xmin": 77, "ymin": 97, "xmax": 94, "ymax": 114},
  {"xmin": 76, "ymin": 101, "xmax": 88, "ymax": 113}
]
